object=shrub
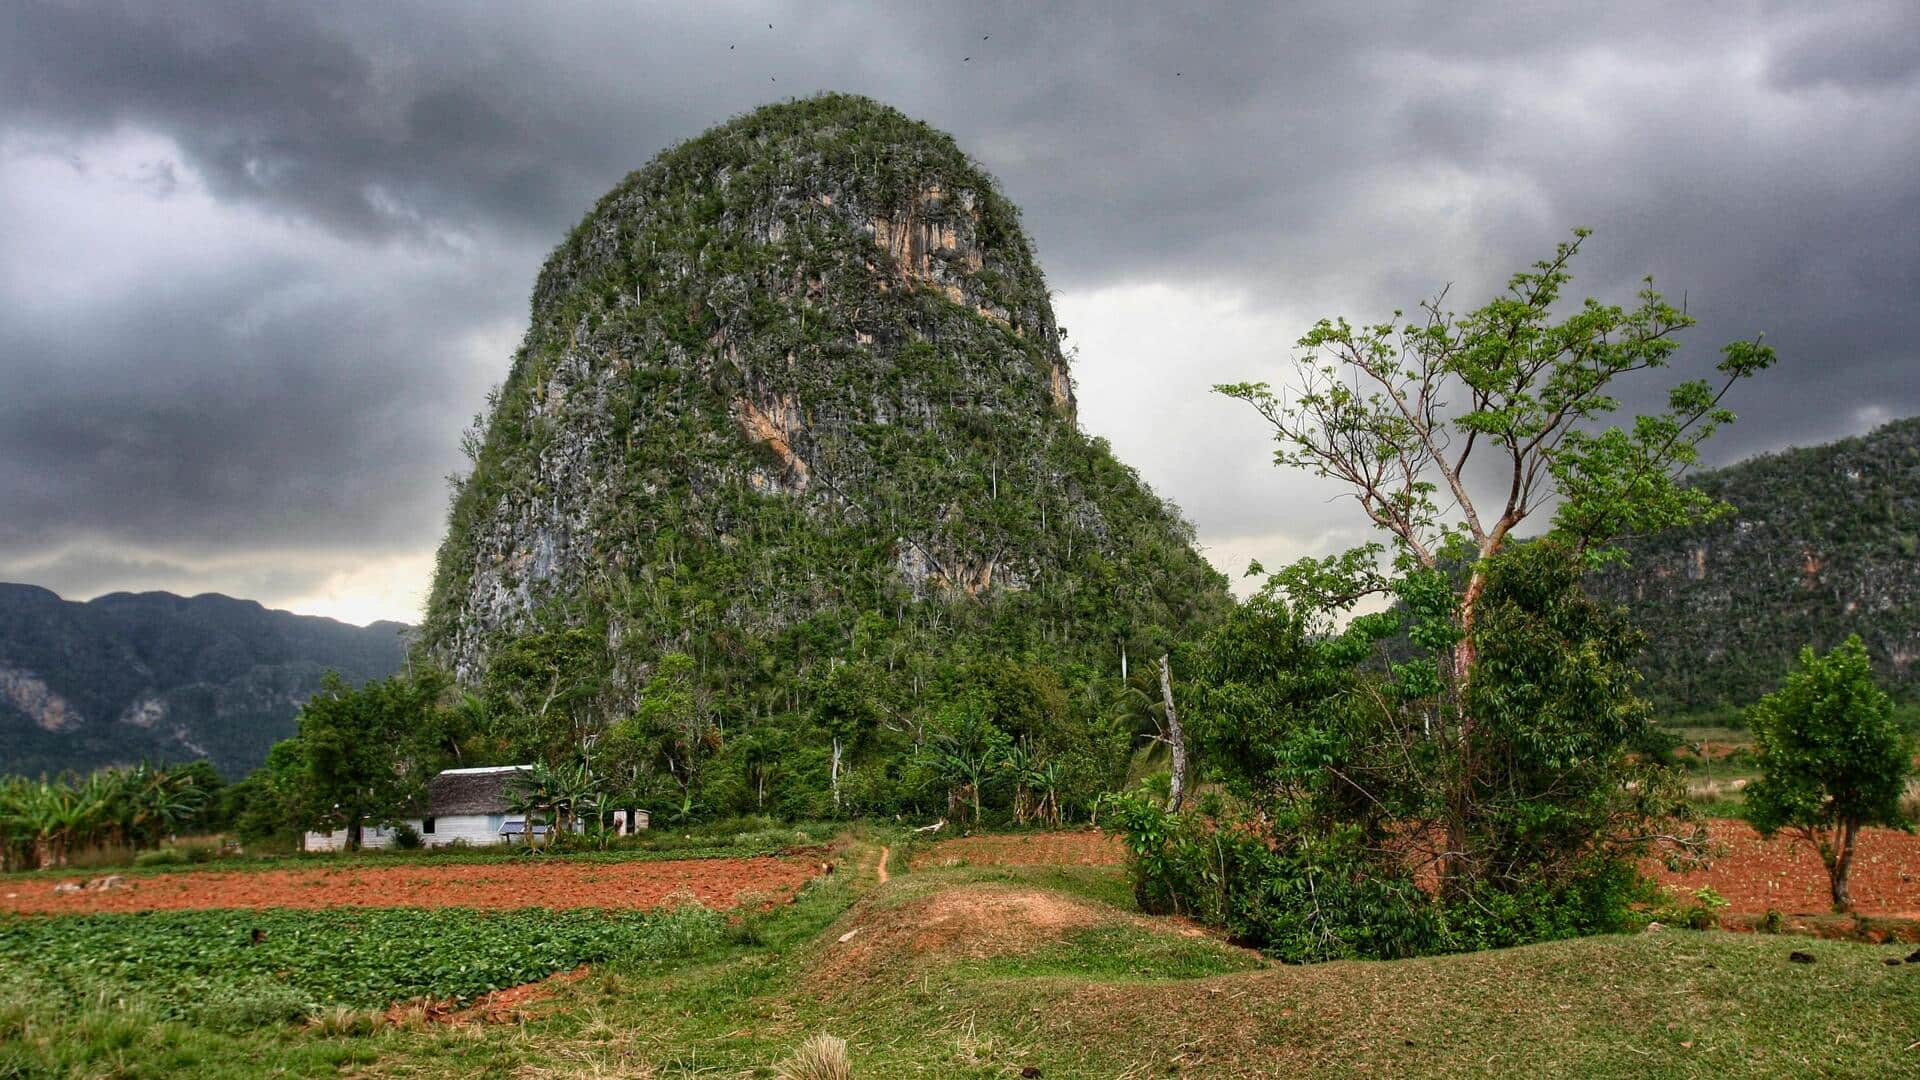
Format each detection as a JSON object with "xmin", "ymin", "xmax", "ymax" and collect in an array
[
  {"xmin": 1649, "ymin": 885, "xmax": 1729, "ymax": 931},
  {"xmin": 390, "ymin": 822, "xmax": 423, "ymax": 850}
]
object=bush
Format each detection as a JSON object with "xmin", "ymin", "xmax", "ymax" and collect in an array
[
  {"xmin": 1106, "ymin": 794, "xmax": 1443, "ymax": 962},
  {"xmin": 1650, "ymin": 885, "xmax": 1729, "ymax": 931},
  {"xmin": 390, "ymin": 822, "xmax": 423, "ymax": 850}
]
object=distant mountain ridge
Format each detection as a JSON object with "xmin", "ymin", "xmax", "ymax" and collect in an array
[
  {"xmin": 0, "ymin": 584, "xmax": 409, "ymax": 777},
  {"xmin": 1592, "ymin": 416, "xmax": 1920, "ymax": 711}
]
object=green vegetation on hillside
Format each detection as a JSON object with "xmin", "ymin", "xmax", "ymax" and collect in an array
[
  {"xmin": 1592, "ymin": 415, "xmax": 1920, "ymax": 711},
  {"xmin": 0, "ymin": 584, "xmax": 408, "ymax": 777},
  {"xmin": 409, "ymin": 94, "xmax": 1227, "ymax": 825}
]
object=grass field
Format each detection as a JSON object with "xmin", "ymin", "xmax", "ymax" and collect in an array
[{"xmin": 4, "ymin": 830, "xmax": 1919, "ymax": 1078}]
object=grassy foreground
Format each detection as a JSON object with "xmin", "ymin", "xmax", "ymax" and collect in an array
[{"xmin": 3, "ymin": 836, "xmax": 1917, "ymax": 1078}]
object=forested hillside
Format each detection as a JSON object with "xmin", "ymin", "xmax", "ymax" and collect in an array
[
  {"xmin": 1593, "ymin": 416, "xmax": 1920, "ymax": 710},
  {"xmin": 0, "ymin": 584, "xmax": 408, "ymax": 777},
  {"xmin": 420, "ymin": 94, "xmax": 1230, "ymax": 817}
]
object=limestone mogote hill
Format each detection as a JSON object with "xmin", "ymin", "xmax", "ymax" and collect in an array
[{"xmin": 420, "ymin": 95, "xmax": 1230, "ymax": 789}]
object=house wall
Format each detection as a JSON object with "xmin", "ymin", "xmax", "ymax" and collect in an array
[
  {"xmin": 419, "ymin": 814, "xmax": 506, "ymax": 847},
  {"xmin": 302, "ymin": 825, "xmax": 399, "ymax": 852},
  {"xmin": 302, "ymin": 815, "xmax": 510, "ymax": 852}
]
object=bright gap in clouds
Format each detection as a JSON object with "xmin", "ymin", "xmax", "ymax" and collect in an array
[{"xmin": 1056, "ymin": 282, "xmax": 1379, "ymax": 598}]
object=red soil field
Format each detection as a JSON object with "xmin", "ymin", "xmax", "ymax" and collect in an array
[
  {"xmin": 917, "ymin": 821, "xmax": 1920, "ymax": 919},
  {"xmin": 1647, "ymin": 820, "xmax": 1920, "ymax": 917},
  {"xmin": 911, "ymin": 829, "xmax": 1125, "ymax": 870},
  {"xmin": 0, "ymin": 855, "xmax": 817, "ymax": 915}
]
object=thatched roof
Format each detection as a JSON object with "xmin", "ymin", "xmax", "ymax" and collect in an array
[{"xmin": 427, "ymin": 766, "xmax": 528, "ymax": 816}]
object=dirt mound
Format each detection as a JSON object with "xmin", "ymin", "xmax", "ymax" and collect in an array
[
  {"xmin": 813, "ymin": 884, "xmax": 1107, "ymax": 989},
  {"xmin": 909, "ymin": 829, "xmax": 1125, "ymax": 870}
]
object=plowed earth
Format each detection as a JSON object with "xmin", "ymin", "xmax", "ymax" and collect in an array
[
  {"xmin": 909, "ymin": 829, "xmax": 1124, "ymax": 869},
  {"xmin": 915, "ymin": 822, "xmax": 1920, "ymax": 918},
  {"xmin": 1648, "ymin": 820, "xmax": 1920, "ymax": 917},
  {"xmin": 2, "ymin": 855, "xmax": 816, "ymax": 914}
]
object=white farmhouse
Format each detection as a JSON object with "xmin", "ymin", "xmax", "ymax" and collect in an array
[{"xmin": 301, "ymin": 765, "xmax": 650, "ymax": 851}]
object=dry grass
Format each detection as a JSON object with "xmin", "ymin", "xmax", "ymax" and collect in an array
[
  {"xmin": 773, "ymin": 1033, "xmax": 852, "ymax": 1080},
  {"xmin": 305, "ymin": 1005, "xmax": 383, "ymax": 1038}
]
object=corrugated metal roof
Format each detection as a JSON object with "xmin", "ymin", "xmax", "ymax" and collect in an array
[{"xmin": 427, "ymin": 766, "xmax": 529, "ymax": 816}]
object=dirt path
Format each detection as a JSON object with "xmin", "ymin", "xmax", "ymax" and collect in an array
[{"xmin": 876, "ymin": 845, "xmax": 891, "ymax": 884}]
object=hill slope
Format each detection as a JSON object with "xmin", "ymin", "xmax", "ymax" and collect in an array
[
  {"xmin": 0, "ymin": 584, "xmax": 408, "ymax": 777},
  {"xmin": 422, "ymin": 95, "xmax": 1228, "ymax": 781},
  {"xmin": 1593, "ymin": 416, "xmax": 1920, "ymax": 710}
]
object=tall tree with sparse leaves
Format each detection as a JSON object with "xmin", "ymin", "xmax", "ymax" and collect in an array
[{"xmin": 1216, "ymin": 230, "xmax": 1775, "ymax": 892}]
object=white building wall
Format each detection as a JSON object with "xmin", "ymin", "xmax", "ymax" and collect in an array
[
  {"xmin": 419, "ymin": 814, "xmax": 507, "ymax": 847},
  {"xmin": 302, "ymin": 826, "xmax": 398, "ymax": 852}
]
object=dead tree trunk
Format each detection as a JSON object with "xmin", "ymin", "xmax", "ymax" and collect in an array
[
  {"xmin": 830, "ymin": 736, "xmax": 843, "ymax": 811},
  {"xmin": 1160, "ymin": 654, "xmax": 1188, "ymax": 813}
]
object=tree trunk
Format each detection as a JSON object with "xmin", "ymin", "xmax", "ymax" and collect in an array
[
  {"xmin": 830, "ymin": 736, "xmax": 843, "ymax": 810},
  {"xmin": 1160, "ymin": 654, "xmax": 1188, "ymax": 813},
  {"xmin": 1440, "ymin": 567, "xmax": 1488, "ymax": 896},
  {"xmin": 1831, "ymin": 819, "xmax": 1859, "ymax": 912},
  {"xmin": 347, "ymin": 815, "xmax": 363, "ymax": 853}
]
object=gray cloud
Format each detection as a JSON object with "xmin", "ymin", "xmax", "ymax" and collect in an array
[{"xmin": 2, "ymin": 0, "xmax": 1917, "ymax": 619}]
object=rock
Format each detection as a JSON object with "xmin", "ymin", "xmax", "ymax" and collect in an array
[
  {"xmin": 87, "ymin": 874, "xmax": 126, "ymax": 891},
  {"xmin": 1642, "ymin": 921, "xmax": 1665, "ymax": 934},
  {"xmin": 1021, "ymin": 1068, "xmax": 1043, "ymax": 1078},
  {"xmin": 52, "ymin": 882, "xmax": 81, "ymax": 894},
  {"xmin": 1788, "ymin": 950, "xmax": 1815, "ymax": 964},
  {"xmin": 1906, "ymin": 949, "xmax": 1920, "ymax": 964},
  {"xmin": 421, "ymin": 94, "xmax": 1228, "ymax": 721}
]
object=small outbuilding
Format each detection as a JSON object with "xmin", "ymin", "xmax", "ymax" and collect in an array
[{"xmin": 301, "ymin": 766, "xmax": 649, "ymax": 851}]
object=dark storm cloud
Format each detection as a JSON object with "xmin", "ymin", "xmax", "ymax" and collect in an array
[{"xmin": 2, "ymin": 0, "xmax": 1917, "ymax": 616}]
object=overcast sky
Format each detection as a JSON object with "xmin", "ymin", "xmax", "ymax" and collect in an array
[{"xmin": 3, "ymin": 1, "xmax": 1917, "ymax": 625}]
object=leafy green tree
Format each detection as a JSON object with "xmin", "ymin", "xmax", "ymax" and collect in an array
[
  {"xmin": 1216, "ymin": 231, "xmax": 1774, "ymax": 893},
  {"xmin": 296, "ymin": 672, "xmax": 447, "ymax": 850},
  {"xmin": 599, "ymin": 653, "xmax": 722, "ymax": 822},
  {"xmin": 919, "ymin": 690, "xmax": 1014, "ymax": 824},
  {"xmin": 1120, "ymin": 542, "xmax": 1679, "ymax": 957},
  {"xmin": 1746, "ymin": 635, "xmax": 1914, "ymax": 911},
  {"xmin": 505, "ymin": 761, "xmax": 602, "ymax": 851},
  {"xmin": 481, "ymin": 625, "xmax": 611, "ymax": 767}
]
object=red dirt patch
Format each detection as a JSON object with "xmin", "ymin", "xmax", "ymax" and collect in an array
[
  {"xmin": 1646, "ymin": 819, "xmax": 1920, "ymax": 917},
  {"xmin": 909, "ymin": 829, "xmax": 1125, "ymax": 870},
  {"xmin": 1, "ymin": 856, "xmax": 816, "ymax": 914},
  {"xmin": 387, "ymin": 965, "xmax": 593, "ymax": 1026}
]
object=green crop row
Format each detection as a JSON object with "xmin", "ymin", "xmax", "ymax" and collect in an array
[{"xmin": 0, "ymin": 904, "xmax": 727, "ymax": 1031}]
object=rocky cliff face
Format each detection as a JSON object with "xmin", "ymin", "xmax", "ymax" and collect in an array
[
  {"xmin": 0, "ymin": 584, "xmax": 408, "ymax": 776},
  {"xmin": 423, "ymin": 95, "xmax": 1227, "ymax": 712},
  {"xmin": 1591, "ymin": 416, "xmax": 1920, "ymax": 709}
]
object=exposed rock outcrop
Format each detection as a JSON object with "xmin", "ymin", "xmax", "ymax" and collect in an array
[{"xmin": 422, "ymin": 95, "xmax": 1227, "ymax": 706}]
